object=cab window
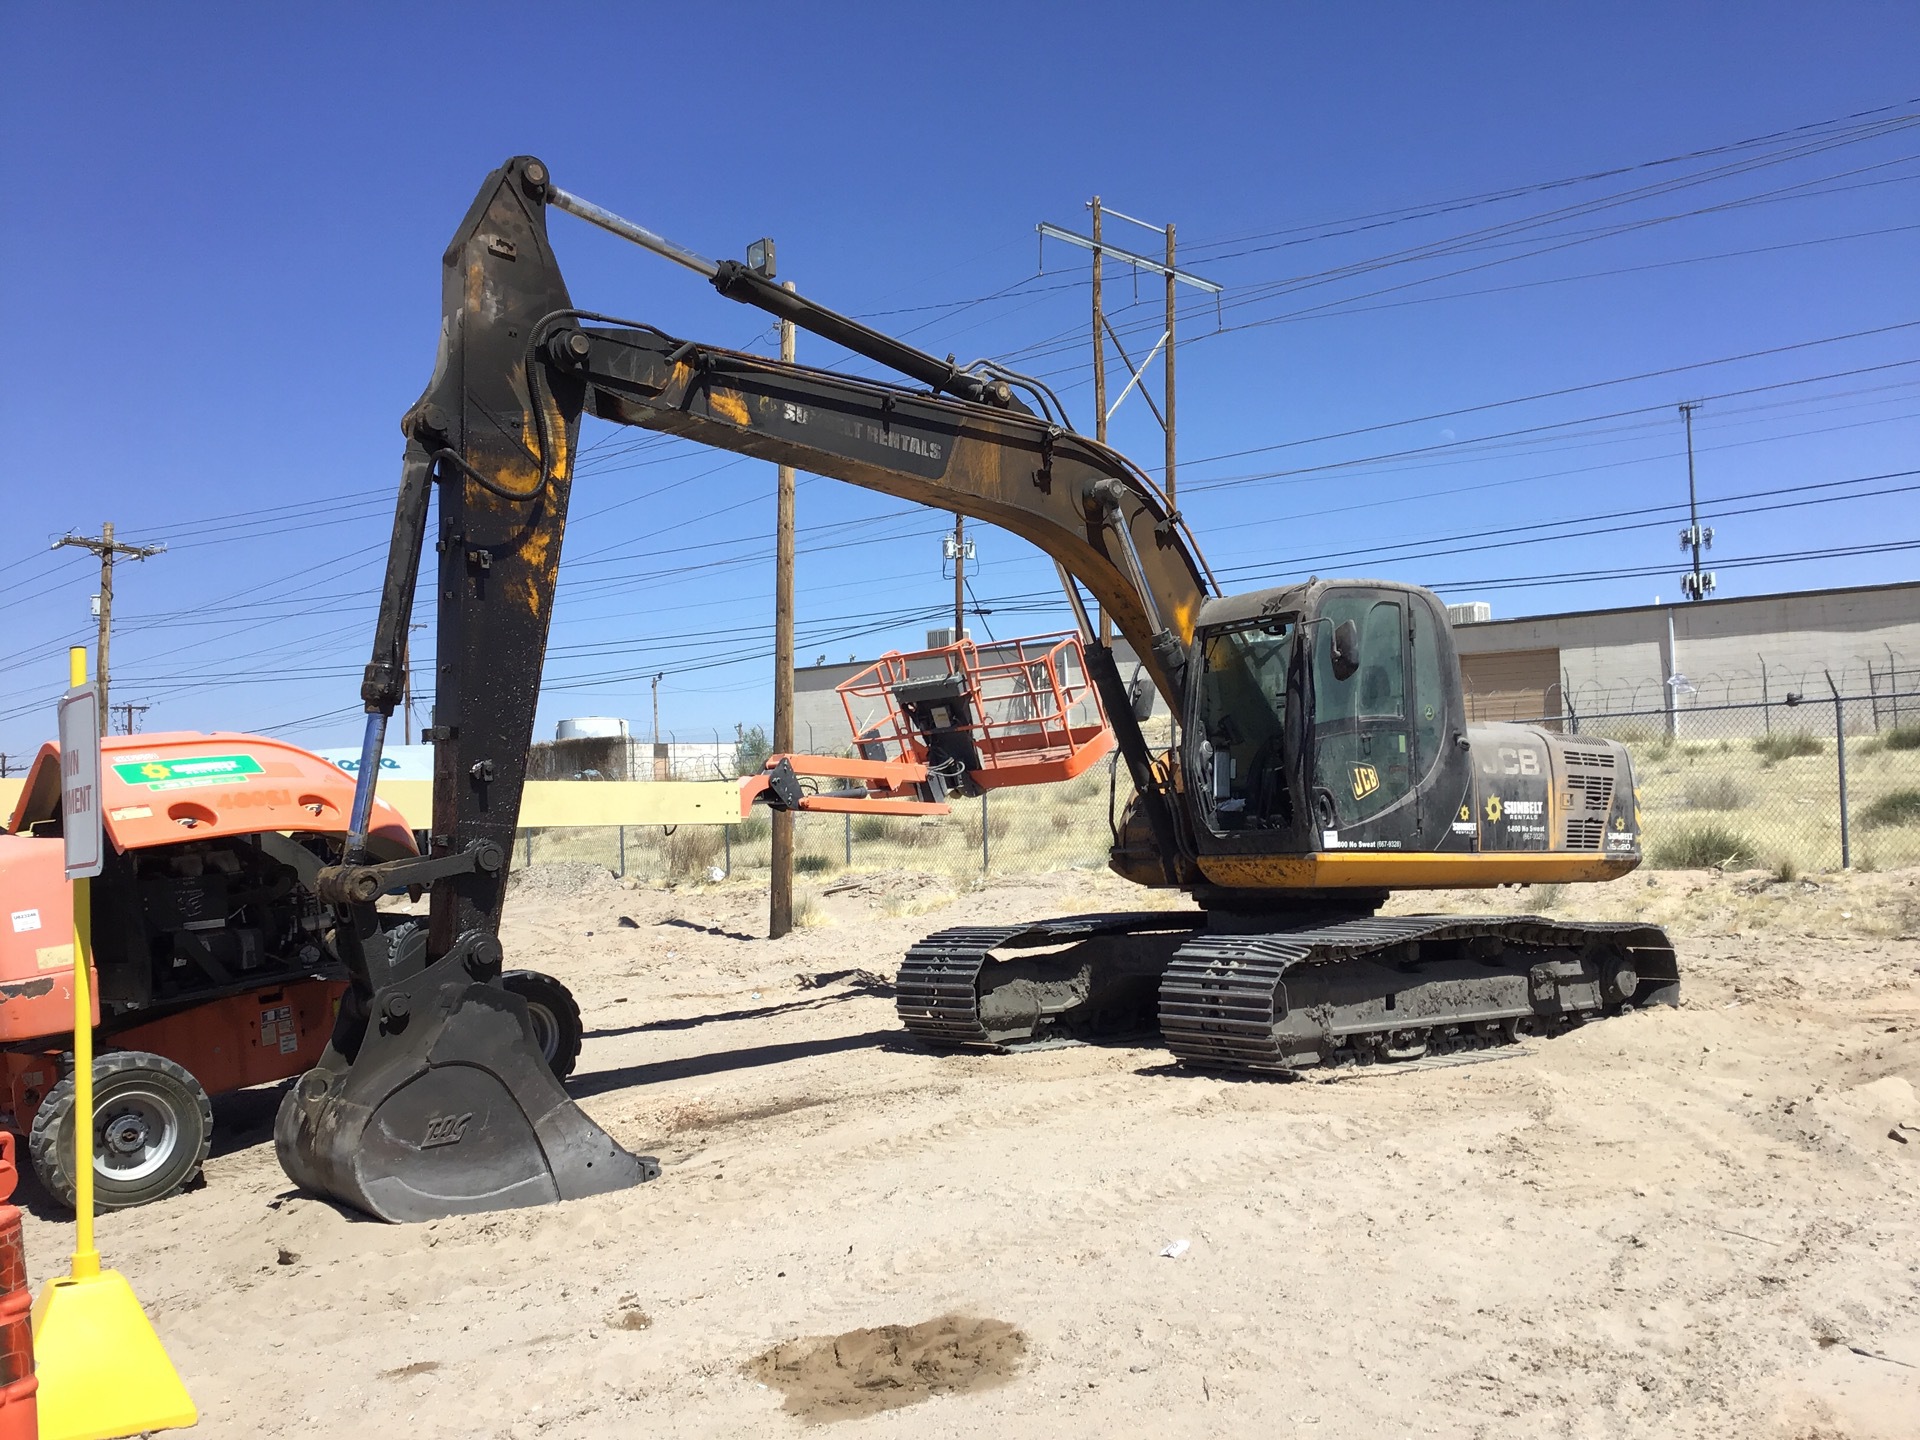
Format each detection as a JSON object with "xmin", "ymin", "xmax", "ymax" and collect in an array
[{"xmin": 1312, "ymin": 595, "xmax": 1411, "ymax": 826}]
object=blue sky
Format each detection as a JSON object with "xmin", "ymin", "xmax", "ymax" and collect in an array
[{"xmin": 2, "ymin": 2, "xmax": 1916, "ymax": 760}]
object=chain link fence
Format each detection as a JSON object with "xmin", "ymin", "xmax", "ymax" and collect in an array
[{"xmin": 1543, "ymin": 688, "xmax": 1920, "ymax": 873}]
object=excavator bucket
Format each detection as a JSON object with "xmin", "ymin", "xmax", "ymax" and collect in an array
[{"xmin": 274, "ymin": 945, "xmax": 655, "ymax": 1223}]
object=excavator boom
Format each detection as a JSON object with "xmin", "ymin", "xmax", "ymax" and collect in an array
[{"xmin": 280, "ymin": 156, "xmax": 1213, "ymax": 1220}]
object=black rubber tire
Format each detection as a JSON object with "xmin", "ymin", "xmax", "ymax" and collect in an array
[
  {"xmin": 501, "ymin": 969, "xmax": 583, "ymax": 1081},
  {"xmin": 28, "ymin": 1050, "xmax": 213, "ymax": 1213}
]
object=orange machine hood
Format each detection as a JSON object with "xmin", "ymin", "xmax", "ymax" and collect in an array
[{"xmin": 6, "ymin": 731, "xmax": 416, "ymax": 857}]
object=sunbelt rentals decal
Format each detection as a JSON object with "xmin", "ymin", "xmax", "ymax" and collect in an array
[{"xmin": 112, "ymin": 754, "xmax": 264, "ymax": 792}]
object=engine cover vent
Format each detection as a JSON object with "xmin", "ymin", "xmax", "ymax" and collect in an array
[{"xmin": 1564, "ymin": 818, "xmax": 1606, "ymax": 851}]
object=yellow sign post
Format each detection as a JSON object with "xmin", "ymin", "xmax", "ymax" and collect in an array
[{"xmin": 30, "ymin": 647, "xmax": 197, "ymax": 1440}]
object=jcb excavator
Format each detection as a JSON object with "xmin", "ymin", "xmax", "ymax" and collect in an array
[{"xmin": 278, "ymin": 157, "xmax": 1678, "ymax": 1222}]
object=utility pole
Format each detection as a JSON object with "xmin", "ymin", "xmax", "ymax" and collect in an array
[
  {"xmin": 953, "ymin": 518, "xmax": 966, "ymax": 641},
  {"xmin": 53, "ymin": 522, "xmax": 164, "ymax": 734},
  {"xmin": 1091, "ymin": 197, "xmax": 1106, "ymax": 445},
  {"xmin": 768, "ymin": 256, "xmax": 798, "ymax": 941},
  {"xmin": 1678, "ymin": 402, "xmax": 1714, "ymax": 600},
  {"xmin": 401, "ymin": 621, "xmax": 427, "ymax": 744},
  {"xmin": 113, "ymin": 702, "xmax": 150, "ymax": 736},
  {"xmin": 0, "ymin": 755, "xmax": 15, "ymax": 779},
  {"xmin": 651, "ymin": 672, "xmax": 666, "ymax": 780},
  {"xmin": 1165, "ymin": 220, "xmax": 1177, "ymax": 509},
  {"xmin": 1037, "ymin": 206, "xmax": 1219, "ymax": 640}
]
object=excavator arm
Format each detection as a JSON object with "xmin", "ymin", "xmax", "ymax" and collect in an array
[{"xmin": 277, "ymin": 155, "xmax": 1210, "ymax": 1221}]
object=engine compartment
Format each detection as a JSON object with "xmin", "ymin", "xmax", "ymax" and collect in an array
[{"xmin": 90, "ymin": 832, "xmax": 341, "ymax": 1016}]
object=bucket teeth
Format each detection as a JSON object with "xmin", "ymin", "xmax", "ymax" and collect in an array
[{"xmin": 276, "ymin": 958, "xmax": 655, "ymax": 1223}]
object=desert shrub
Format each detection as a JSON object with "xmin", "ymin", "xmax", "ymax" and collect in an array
[
  {"xmin": 1859, "ymin": 788, "xmax": 1920, "ymax": 830},
  {"xmin": 851, "ymin": 814, "xmax": 893, "ymax": 843},
  {"xmin": 891, "ymin": 819, "xmax": 950, "ymax": 849},
  {"xmin": 1603, "ymin": 721, "xmax": 1664, "ymax": 745},
  {"xmin": 792, "ymin": 891, "xmax": 826, "ymax": 928},
  {"xmin": 1683, "ymin": 774, "xmax": 1749, "ymax": 811},
  {"xmin": 1771, "ymin": 853, "xmax": 1799, "ymax": 883},
  {"xmin": 1526, "ymin": 883, "xmax": 1566, "ymax": 910},
  {"xmin": 1649, "ymin": 822, "xmax": 1757, "ymax": 870},
  {"xmin": 958, "ymin": 802, "xmax": 1015, "ymax": 847},
  {"xmin": 1754, "ymin": 732, "xmax": 1822, "ymax": 762},
  {"xmin": 795, "ymin": 851, "xmax": 838, "ymax": 875},
  {"xmin": 1639, "ymin": 739, "xmax": 1673, "ymax": 765},
  {"xmin": 1883, "ymin": 724, "xmax": 1920, "ymax": 752},
  {"xmin": 733, "ymin": 813, "xmax": 770, "ymax": 844},
  {"xmin": 663, "ymin": 825, "xmax": 725, "ymax": 881}
]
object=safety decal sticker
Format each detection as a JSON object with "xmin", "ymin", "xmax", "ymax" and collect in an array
[
  {"xmin": 112, "ymin": 754, "xmax": 265, "ymax": 791},
  {"xmin": 10, "ymin": 909, "xmax": 41, "ymax": 934},
  {"xmin": 260, "ymin": 1003, "xmax": 298, "ymax": 1053}
]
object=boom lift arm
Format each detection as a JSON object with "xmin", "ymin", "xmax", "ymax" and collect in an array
[{"xmin": 280, "ymin": 155, "xmax": 1212, "ymax": 1220}]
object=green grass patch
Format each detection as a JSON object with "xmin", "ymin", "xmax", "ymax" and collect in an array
[
  {"xmin": 1753, "ymin": 732, "xmax": 1823, "ymax": 762},
  {"xmin": 1859, "ymin": 788, "xmax": 1920, "ymax": 830},
  {"xmin": 1882, "ymin": 724, "xmax": 1920, "ymax": 751},
  {"xmin": 1649, "ymin": 822, "xmax": 1758, "ymax": 870}
]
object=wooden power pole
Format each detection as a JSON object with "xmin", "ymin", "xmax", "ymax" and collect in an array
[
  {"xmin": 770, "ymin": 278, "xmax": 798, "ymax": 939},
  {"xmin": 54, "ymin": 522, "xmax": 163, "ymax": 734},
  {"xmin": 1165, "ymin": 221, "xmax": 1177, "ymax": 509},
  {"xmin": 1090, "ymin": 197, "xmax": 1106, "ymax": 445},
  {"xmin": 952, "ymin": 518, "xmax": 966, "ymax": 641}
]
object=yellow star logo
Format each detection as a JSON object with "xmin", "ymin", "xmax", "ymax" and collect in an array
[
  {"xmin": 140, "ymin": 763, "xmax": 169, "ymax": 780},
  {"xmin": 1457, "ymin": 803, "xmax": 1471, "ymax": 824},
  {"xmin": 1484, "ymin": 795, "xmax": 1502, "ymax": 824}
]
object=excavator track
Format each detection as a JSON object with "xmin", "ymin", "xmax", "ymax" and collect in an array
[
  {"xmin": 1159, "ymin": 915, "xmax": 1677, "ymax": 1074},
  {"xmin": 897, "ymin": 913, "xmax": 1204, "ymax": 1050},
  {"xmin": 897, "ymin": 912, "xmax": 1677, "ymax": 1074}
]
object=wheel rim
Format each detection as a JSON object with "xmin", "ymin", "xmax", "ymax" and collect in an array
[
  {"xmin": 524, "ymin": 1002, "xmax": 559, "ymax": 1063},
  {"xmin": 93, "ymin": 1086, "xmax": 181, "ymax": 1184}
]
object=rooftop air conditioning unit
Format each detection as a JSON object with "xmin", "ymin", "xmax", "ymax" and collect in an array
[{"xmin": 1445, "ymin": 602, "xmax": 1492, "ymax": 626}]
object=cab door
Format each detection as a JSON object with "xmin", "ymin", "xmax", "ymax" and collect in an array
[{"xmin": 1309, "ymin": 591, "xmax": 1415, "ymax": 843}]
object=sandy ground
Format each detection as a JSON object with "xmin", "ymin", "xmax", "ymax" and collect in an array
[{"xmin": 19, "ymin": 864, "xmax": 1920, "ymax": 1439}]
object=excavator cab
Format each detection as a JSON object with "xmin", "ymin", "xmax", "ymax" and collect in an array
[{"xmin": 1184, "ymin": 580, "xmax": 1473, "ymax": 865}]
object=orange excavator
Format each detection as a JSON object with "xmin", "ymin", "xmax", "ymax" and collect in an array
[{"xmin": 279, "ymin": 158, "xmax": 1677, "ymax": 1222}]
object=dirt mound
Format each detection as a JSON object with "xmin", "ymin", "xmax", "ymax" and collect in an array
[
  {"xmin": 505, "ymin": 860, "xmax": 618, "ymax": 897},
  {"xmin": 747, "ymin": 1314, "xmax": 1026, "ymax": 1422}
]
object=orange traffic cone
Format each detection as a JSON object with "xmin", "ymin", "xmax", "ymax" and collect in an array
[{"xmin": 0, "ymin": 1133, "xmax": 39, "ymax": 1439}]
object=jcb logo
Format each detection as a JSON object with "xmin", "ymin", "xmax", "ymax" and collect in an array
[
  {"xmin": 1479, "ymin": 746, "xmax": 1541, "ymax": 777},
  {"xmin": 421, "ymin": 1112, "xmax": 474, "ymax": 1150},
  {"xmin": 1350, "ymin": 764, "xmax": 1379, "ymax": 800}
]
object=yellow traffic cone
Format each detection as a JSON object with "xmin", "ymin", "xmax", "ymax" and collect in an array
[{"xmin": 32, "ymin": 1269, "xmax": 197, "ymax": 1440}]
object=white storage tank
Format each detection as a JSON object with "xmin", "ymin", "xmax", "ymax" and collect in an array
[{"xmin": 555, "ymin": 716, "xmax": 629, "ymax": 741}]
